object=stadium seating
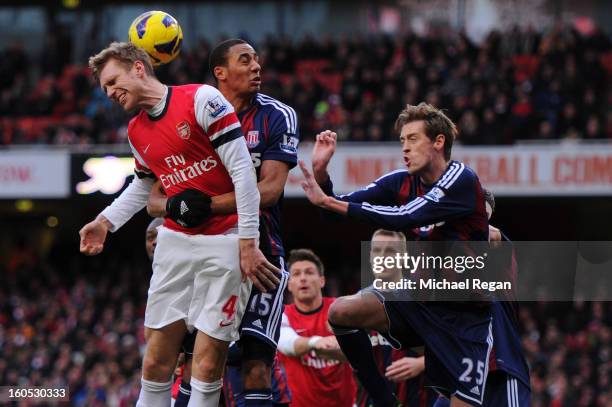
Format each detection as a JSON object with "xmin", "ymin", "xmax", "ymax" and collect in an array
[{"xmin": 0, "ymin": 24, "xmax": 609, "ymax": 145}]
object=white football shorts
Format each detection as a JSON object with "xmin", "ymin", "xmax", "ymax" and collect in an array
[{"xmin": 145, "ymin": 226, "xmax": 252, "ymax": 342}]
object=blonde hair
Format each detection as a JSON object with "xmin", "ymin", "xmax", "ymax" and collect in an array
[
  {"xmin": 395, "ymin": 102, "xmax": 457, "ymax": 160},
  {"xmin": 88, "ymin": 41, "xmax": 155, "ymax": 82}
]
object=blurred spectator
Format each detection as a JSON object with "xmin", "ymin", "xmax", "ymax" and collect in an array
[
  {"xmin": 1, "ymin": 239, "xmax": 610, "ymax": 406},
  {"xmin": 0, "ymin": 244, "xmax": 147, "ymax": 407},
  {"xmin": 0, "ymin": 23, "xmax": 610, "ymax": 145}
]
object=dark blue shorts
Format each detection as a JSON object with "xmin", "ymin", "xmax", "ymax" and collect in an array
[
  {"xmin": 483, "ymin": 371, "xmax": 530, "ymax": 406},
  {"xmin": 432, "ymin": 371, "xmax": 530, "ymax": 406},
  {"xmin": 374, "ymin": 293, "xmax": 493, "ymax": 406},
  {"xmin": 239, "ymin": 256, "xmax": 288, "ymax": 348},
  {"xmin": 223, "ymin": 355, "xmax": 292, "ymax": 406},
  {"xmin": 182, "ymin": 256, "xmax": 288, "ymax": 354}
]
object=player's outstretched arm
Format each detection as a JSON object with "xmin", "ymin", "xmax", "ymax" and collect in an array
[
  {"xmin": 313, "ymin": 335, "xmax": 347, "ymax": 361},
  {"xmin": 277, "ymin": 314, "xmax": 345, "ymax": 359},
  {"xmin": 215, "ymin": 134, "xmax": 281, "ymax": 291},
  {"xmin": 194, "ymin": 85, "xmax": 281, "ymax": 290},
  {"xmin": 221, "ymin": 139, "xmax": 281, "ymax": 292},
  {"xmin": 79, "ymin": 215, "xmax": 113, "ymax": 255},
  {"xmin": 299, "ymin": 160, "xmax": 349, "ymax": 214},
  {"xmin": 343, "ymin": 163, "xmax": 477, "ymax": 231},
  {"xmin": 80, "ymin": 175, "xmax": 155, "ymax": 255},
  {"xmin": 310, "ymin": 132, "xmax": 398, "ymax": 205}
]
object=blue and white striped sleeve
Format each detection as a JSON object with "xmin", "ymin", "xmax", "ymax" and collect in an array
[
  {"xmin": 320, "ymin": 170, "xmax": 406, "ymax": 204},
  {"xmin": 257, "ymin": 94, "xmax": 300, "ymax": 168},
  {"xmin": 346, "ymin": 162, "xmax": 476, "ymax": 231}
]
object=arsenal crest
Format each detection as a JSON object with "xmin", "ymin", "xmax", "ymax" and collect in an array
[
  {"xmin": 176, "ymin": 121, "xmax": 191, "ymax": 140},
  {"xmin": 246, "ymin": 130, "xmax": 260, "ymax": 148}
]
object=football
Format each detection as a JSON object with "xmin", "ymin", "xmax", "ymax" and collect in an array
[{"xmin": 128, "ymin": 10, "xmax": 183, "ymax": 66}]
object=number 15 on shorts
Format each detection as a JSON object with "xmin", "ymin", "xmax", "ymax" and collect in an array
[{"xmin": 249, "ymin": 293, "xmax": 273, "ymax": 316}]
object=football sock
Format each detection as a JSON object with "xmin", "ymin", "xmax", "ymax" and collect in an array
[
  {"xmin": 243, "ymin": 388, "xmax": 273, "ymax": 406},
  {"xmin": 187, "ymin": 377, "xmax": 222, "ymax": 407},
  {"xmin": 136, "ymin": 378, "xmax": 173, "ymax": 407},
  {"xmin": 432, "ymin": 396, "xmax": 451, "ymax": 407},
  {"xmin": 174, "ymin": 380, "xmax": 191, "ymax": 407},
  {"xmin": 331, "ymin": 324, "xmax": 397, "ymax": 407}
]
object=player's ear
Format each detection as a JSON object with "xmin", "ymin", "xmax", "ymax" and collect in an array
[
  {"xmin": 319, "ymin": 275, "xmax": 325, "ymax": 289},
  {"xmin": 434, "ymin": 134, "xmax": 445, "ymax": 152},
  {"xmin": 214, "ymin": 66, "xmax": 227, "ymax": 82},
  {"xmin": 133, "ymin": 60, "xmax": 146, "ymax": 77}
]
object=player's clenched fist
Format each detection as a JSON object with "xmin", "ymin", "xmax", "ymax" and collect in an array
[
  {"xmin": 79, "ymin": 216, "xmax": 112, "ymax": 255},
  {"xmin": 165, "ymin": 189, "xmax": 212, "ymax": 227},
  {"xmin": 239, "ymin": 239, "xmax": 281, "ymax": 292}
]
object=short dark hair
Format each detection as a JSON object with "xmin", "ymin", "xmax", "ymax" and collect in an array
[
  {"xmin": 209, "ymin": 38, "xmax": 247, "ymax": 80},
  {"xmin": 372, "ymin": 229, "xmax": 406, "ymax": 242},
  {"xmin": 287, "ymin": 249, "xmax": 324, "ymax": 276},
  {"xmin": 394, "ymin": 102, "xmax": 457, "ymax": 161}
]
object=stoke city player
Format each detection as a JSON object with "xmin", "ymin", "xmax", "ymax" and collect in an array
[
  {"xmin": 434, "ymin": 190, "xmax": 531, "ymax": 406},
  {"xmin": 299, "ymin": 103, "xmax": 492, "ymax": 406},
  {"xmin": 145, "ymin": 217, "xmax": 163, "ymax": 260},
  {"xmin": 147, "ymin": 38, "xmax": 298, "ymax": 406},
  {"xmin": 360, "ymin": 229, "xmax": 437, "ymax": 407},
  {"xmin": 276, "ymin": 249, "xmax": 356, "ymax": 407},
  {"xmin": 79, "ymin": 42, "xmax": 280, "ymax": 407}
]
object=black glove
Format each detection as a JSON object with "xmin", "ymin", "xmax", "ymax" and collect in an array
[{"xmin": 166, "ymin": 189, "xmax": 212, "ymax": 228}]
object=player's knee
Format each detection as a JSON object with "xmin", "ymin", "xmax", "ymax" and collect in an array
[
  {"xmin": 192, "ymin": 357, "xmax": 222, "ymax": 382},
  {"xmin": 240, "ymin": 336, "xmax": 274, "ymax": 388},
  {"xmin": 142, "ymin": 353, "xmax": 175, "ymax": 381},
  {"xmin": 242, "ymin": 360, "xmax": 271, "ymax": 388},
  {"xmin": 328, "ymin": 297, "xmax": 358, "ymax": 327}
]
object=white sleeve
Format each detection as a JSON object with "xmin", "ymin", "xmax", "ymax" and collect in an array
[
  {"xmin": 194, "ymin": 85, "xmax": 259, "ymax": 238},
  {"xmin": 100, "ymin": 176, "xmax": 154, "ymax": 232},
  {"xmin": 277, "ymin": 313, "xmax": 300, "ymax": 356}
]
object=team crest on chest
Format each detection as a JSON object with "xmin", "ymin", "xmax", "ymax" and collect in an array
[
  {"xmin": 176, "ymin": 121, "xmax": 191, "ymax": 140},
  {"xmin": 246, "ymin": 130, "xmax": 260, "ymax": 148}
]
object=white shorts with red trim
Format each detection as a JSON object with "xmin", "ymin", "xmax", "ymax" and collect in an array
[{"xmin": 145, "ymin": 226, "xmax": 252, "ymax": 342}]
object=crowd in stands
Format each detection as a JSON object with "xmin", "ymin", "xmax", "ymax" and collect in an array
[
  {"xmin": 0, "ymin": 23, "xmax": 610, "ymax": 145},
  {"xmin": 1, "ymin": 237, "xmax": 610, "ymax": 406},
  {"xmin": 1, "ymin": 239, "xmax": 147, "ymax": 406}
]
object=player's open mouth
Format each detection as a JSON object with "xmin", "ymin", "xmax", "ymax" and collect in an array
[
  {"xmin": 119, "ymin": 93, "xmax": 127, "ymax": 106},
  {"xmin": 404, "ymin": 157, "xmax": 410, "ymax": 166}
]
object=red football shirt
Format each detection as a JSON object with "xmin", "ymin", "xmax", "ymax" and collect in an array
[
  {"xmin": 278, "ymin": 297, "xmax": 356, "ymax": 407},
  {"xmin": 128, "ymin": 84, "xmax": 242, "ymax": 235}
]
